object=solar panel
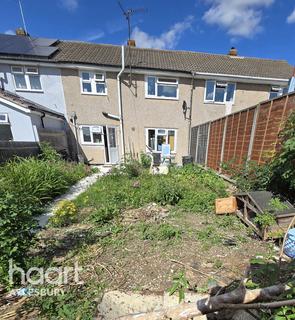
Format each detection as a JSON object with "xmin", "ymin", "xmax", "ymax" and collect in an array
[{"xmin": 0, "ymin": 34, "xmax": 58, "ymax": 58}]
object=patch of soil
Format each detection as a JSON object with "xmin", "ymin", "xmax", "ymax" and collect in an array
[{"xmin": 121, "ymin": 203, "xmax": 170, "ymax": 224}]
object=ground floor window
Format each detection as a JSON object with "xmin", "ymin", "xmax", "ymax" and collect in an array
[
  {"xmin": 80, "ymin": 125, "xmax": 103, "ymax": 145},
  {"xmin": 146, "ymin": 128, "xmax": 176, "ymax": 152},
  {"xmin": 0, "ymin": 113, "xmax": 13, "ymax": 141}
]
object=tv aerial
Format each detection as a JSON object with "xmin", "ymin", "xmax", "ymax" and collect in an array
[{"xmin": 118, "ymin": 1, "xmax": 147, "ymax": 41}]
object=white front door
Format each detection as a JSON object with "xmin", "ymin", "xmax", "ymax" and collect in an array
[{"xmin": 107, "ymin": 126, "xmax": 119, "ymax": 164}]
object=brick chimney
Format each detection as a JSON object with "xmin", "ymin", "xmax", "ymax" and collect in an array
[
  {"xmin": 15, "ymin": 28, "xmax": 27, "ymax": 36},
  {"xmin": 228, "ymin": 47, "xmax": 238, "ymax": 56},
  {"xmin": 127, "ymin": 39, "xmax": 136, "ymax": 47}
]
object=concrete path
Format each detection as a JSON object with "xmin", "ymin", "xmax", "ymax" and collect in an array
[{"xmin": 36, "ymin": 166, "xmax": 111, "ymax": 229}]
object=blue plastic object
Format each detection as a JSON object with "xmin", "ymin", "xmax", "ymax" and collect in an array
[{"xmin": 284, "ymin": 228, "xmax": 295, "ymax": 259}]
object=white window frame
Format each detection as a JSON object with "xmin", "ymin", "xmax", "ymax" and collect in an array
[
  {"xmin": 80, "ymin": 71, "xmax": 107, "ymax": 96},
  {"xmin": 11, "ymin": 65, "xmax": 43, "ymax": 92},
  {"xmin": 80, "ymin": 125, "xmax": 104, "ymax": 145},
  {"xmin": 269, "ymin": 86, "xmax": 287, "ymax": 100},
  {"xmin": 204, "ymin": 80, "xmax": 236, "ymax": 104},
  {"xmin": 145, "ymin": 75, "xmax": 179, "ymax": 100},
  {"xmin": 0, "ymin": 113, "xmax": 9, "ymax": 124},
  {"xmin": 145, "ymin": 128, "xmax": 177, "ymax": 153}
]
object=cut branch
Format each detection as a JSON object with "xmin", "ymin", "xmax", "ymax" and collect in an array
[{"xmin": 119, "ymin": 283, "xmax": 290, "ymax": 319}]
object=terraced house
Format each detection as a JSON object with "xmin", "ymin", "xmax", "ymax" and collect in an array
[{"xmin": 0, "ymin": 32, "xmax": 293, "ymax": 164}]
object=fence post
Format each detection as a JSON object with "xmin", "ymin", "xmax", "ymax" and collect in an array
[
  {"xmin": 205, "ymin": 122, "xmax": 211, "ymax": 168},
  {"xmin": 219, "ymin": 117, "xmax": 228, "ymax": 173},
  {"xmin": 247, "ymin": 104, "xmax": 260, "ymax": 161}
]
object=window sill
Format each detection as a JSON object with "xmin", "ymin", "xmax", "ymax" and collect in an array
[
  {"xmin": 145, "ymin": 96, "xmax": 179, "ymax": 101},
  {"xmin": 16, "ymin": 89, "xmax": 44, "ymax": 93},
  {"xmin": 204, "ymin": 101, "xmax": 235, "ymax": 105},
  {"xmin": 81, "ymin": 143, "xmax": 104, "ymax": 146},
  {"xmin": 81, "ymin": 92, "xmax": 108, "ymax": 96}
]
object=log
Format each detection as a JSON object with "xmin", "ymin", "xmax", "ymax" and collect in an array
[{"xmin": 119, "ymin": 283, "xmax": 290, "ymax": 320}]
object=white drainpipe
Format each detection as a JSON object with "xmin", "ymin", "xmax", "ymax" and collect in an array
[{"xmin": 117, "ymin": 45, "xmax": 126, "ymax": 160}]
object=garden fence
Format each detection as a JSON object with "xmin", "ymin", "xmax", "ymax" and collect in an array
[{"xmin": 190, "ymin": 92, "xmax": 295, "ymax": 171}]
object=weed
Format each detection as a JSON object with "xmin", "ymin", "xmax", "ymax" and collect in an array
[
  {"xmin": 139, "ymin": 223, "xmax": 182, "ymax": 241},
  {"xmin": 213, "ymin": 259, "xmax": 223, "ymax": 269},
  {"xmin": 153, "ymin": 179, "xmax": 183, "ymax": 205},
  {"xmin": 50, "ymin": 200, "xmax": 78, "ymax": 227},
  {"xmin": 168, "ymin": 270, "xmax": 189, "ymax": 302},
  {"xmin": 140, "ymin": 152, "xmax": 152, "ymax": 169},
  {"xmin": 195, "ymin": 225, "xmax": 222, "ymax": 246}
]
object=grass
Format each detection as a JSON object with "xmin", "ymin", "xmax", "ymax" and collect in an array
[
  {"xmin": 11, "ymin": 163, "xmax": 253, "ymax": 319},
  {"xmin": 74, "ymin": 164, "xmax": 228, "ymax": 225}
]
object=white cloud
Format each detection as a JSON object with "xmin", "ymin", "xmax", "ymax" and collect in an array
[
  {"xmin": 4, "ymin": 29, "xmax": 14, "ymax": 35},
  {"xmin": 85, "ymin": 31, "xmax": 105, "ymax": 41},
  {"xmin": 287, "ymin": 8, "xmax": 295, "ymax": 24},
  {"xmin": 203, "ymin": 0, "xmax": 274, "ymax": 38},
  {"xmin": 60, "ymin": 0, "xmax": 78, "ymax": 12},
  {"xmin": 131, "ymin": 16, "xmax": 194, "ymax": 49}
]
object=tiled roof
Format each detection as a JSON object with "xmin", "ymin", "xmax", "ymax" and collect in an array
[
  {"xmin": 52, "ymin": 41, "xmax": 294, "ymax": 80},
  {"xmin": 0, "ymin": 34, "xmax": 293, "ymax": 80},
  {"xmin": 0, "ymin": 89, "xmax": 64, "ymax": 118}
]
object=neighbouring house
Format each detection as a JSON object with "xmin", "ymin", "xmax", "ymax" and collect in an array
[
  {"xmin": 0, "ymin": 32, "xmax": 293, "ymax": 164},
  {"xmin": 0, "ymin": 89, "xmax": 68, "ymax": 159}
]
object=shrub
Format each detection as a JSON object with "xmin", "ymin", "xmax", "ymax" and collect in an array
[
  {"xmin": 50, "ymin": 200, "xmax": 78, "ymax": 227},
  {"xmin": 152, "ymin": 179, "xmax": 183, "ymax": 205},
  {"xmin": 121, "ymin": 156, "xmax": 143, "ymax": 178},
  {"xmin": 140, "ymin": 152, "xmax": 152, "ymax": 169}
]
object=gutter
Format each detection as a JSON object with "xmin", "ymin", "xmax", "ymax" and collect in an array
[
  {"xmin": 117, "ymin": 45, "xmax": 126, "ymax": 160},
  {"xmin": 0, "ymin": 58, "xmax": 290, "ymax": 85}
]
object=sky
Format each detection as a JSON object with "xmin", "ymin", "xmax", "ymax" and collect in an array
[{"xmin": 1, "ymin": 0, "xmax": 295, "ymax": 65}]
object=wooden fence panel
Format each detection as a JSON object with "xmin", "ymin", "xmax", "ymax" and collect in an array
[
  {"xmin": 207, "ymin": 118, "xmax": 225, "ymax": 171},
  {"xmin": 191, "ymin": 92, "xmax": 295, "ymax": 171}
]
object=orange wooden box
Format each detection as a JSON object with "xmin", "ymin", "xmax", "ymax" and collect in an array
[{"xmin": 215, "ymin": 196, "xmax": 237, "ymax": 215}]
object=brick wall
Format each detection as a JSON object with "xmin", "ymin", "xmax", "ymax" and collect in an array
[{"xmin": 190, "ymin": 92, "xmax": 295, "ymax": 171}]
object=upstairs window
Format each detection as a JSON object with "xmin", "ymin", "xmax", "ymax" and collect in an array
[
  {"xmin": 205, "ymin": 80, "xmax": 236, "ymax": 104},
  {"xmin": 146, "ymin": 128, "xmax": 176, "ymax": 152},
  {"xmin": 11, "ymin": 66, "xmax": 42, "ymax": 91},
  {"xmin": 0, "ymin": 113, "xmax": 8, "ymax": 123},
  {"xmin": 146, "ymin": 76, "xmax": 178, "ymax": 99},
  {"xmin": 80, "ymin": 125, "xmax": 103, "ymax": 145},
  {"xmin": 269, "ymin": 86, "xmax": 288, "ymax": 100},
  {"xmin": 80, "ymin": 71, "xmax": 107, "ymax": 95}
]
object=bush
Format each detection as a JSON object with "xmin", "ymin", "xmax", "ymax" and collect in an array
[
  {"xmin": 50, "ymin": 200, "xmax": 78, "ymax": 227},
  {"xmin": 140, "ymin": 152, "xmax": 152, "ymax": 169},
  {"xmin": 152, "ymin": 178, "xmax": 183, "ymax": 205}
]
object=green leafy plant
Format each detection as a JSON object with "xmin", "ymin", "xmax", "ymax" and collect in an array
[
  {"xmin": 140, "ymin": 152, "xmax": 152, "ymax": 169},
  {"xmin": 50, "ymin": 200, "xmax": 78, "ymax": 227},
  {"xmin": 169, "ymin": 271, "xmax": 189, "ymax": 302},
  {"xmin": 153, "ymin": 179, "xmax": 183, "ymax": 205},
  {"xmin": 139, "ymin": 223, "xmax": 182, "ymax": 241},
  {"xmin": 254, "ymin": 211, "xmax": 276, "ymax": 230},
  {"xmin": 0, "ymin": 146, "xmax": 88, "ymax": 288}
]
